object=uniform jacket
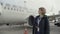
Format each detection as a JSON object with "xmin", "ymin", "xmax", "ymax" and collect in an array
[{"xmin": 31, "ymin": 15, "xmax": 50, "ymax": 34}]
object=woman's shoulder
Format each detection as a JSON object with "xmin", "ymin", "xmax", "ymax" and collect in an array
[{"xmin": 35, "ymin": 15, "xmax": 40, "ymax": 19}]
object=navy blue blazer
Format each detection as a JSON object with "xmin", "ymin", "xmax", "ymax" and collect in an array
[{"xmin": 32, "ymin": 15, "xmax": 50, "ymax": 34}]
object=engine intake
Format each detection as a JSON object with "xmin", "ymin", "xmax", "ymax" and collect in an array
[{"xmin": 28, "ymin": 15, "xmax": 35, "ymax": 26}]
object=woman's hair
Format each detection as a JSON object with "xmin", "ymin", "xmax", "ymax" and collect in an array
[{"xmin": 39, "ymin": 7, "xmax": 45, "ymax": 11}]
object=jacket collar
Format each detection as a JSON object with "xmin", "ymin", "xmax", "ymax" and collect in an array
[{"xmin": 36, "ymin": 15, "xmax": 47, "ymax": 19}]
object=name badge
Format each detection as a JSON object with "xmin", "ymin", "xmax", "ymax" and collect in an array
[{"xmin": 37, "ymin": 27, "xmax": 39, "ymax": 32}]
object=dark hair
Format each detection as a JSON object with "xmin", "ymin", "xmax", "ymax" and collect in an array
[{"xmin": 39, "ymin": 7, "xmax": 45, "ymax": 11}]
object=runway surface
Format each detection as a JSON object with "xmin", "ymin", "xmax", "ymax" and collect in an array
[{"xmin": 0, "ymin": 23, "xmax": 60, "ymax": 34}]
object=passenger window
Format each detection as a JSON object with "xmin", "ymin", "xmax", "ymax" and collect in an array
[
  {"xmin": 4, "ymin": 7, "xmax": 6, "ymax": 9},
  {"xmin": 8, "ymin": 7, "xmax": 9, "ymax": 10},
  {"xmin": 11, "ymin": 8, "xmax": 13, "ymax": 10},
  {"xmin": 1, "ymin": 3, "xmax": 3, "ymax": 5}
]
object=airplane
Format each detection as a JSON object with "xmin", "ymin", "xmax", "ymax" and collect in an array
[
  {"xmin": 0, "ymin": 2, "xmax": 38, "ymax": 26},
  {"xmin": 48, "ymin": 14, "xmax": 60, "ymax": 27},
  {"xmin": 0, "ymin": 2, "xmax": 60, "ymax": 27}
]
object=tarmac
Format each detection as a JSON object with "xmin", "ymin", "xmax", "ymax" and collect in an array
[{"xmin": 0, "ymin": 23, "xmax": 60, "ymax": 34}]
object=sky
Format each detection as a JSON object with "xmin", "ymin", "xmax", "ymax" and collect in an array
[{"xmin": 0, "ymin": 0, "xmax": 60, "ymax": 15}]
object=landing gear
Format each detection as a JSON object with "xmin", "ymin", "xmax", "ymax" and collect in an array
[
  {"xmin": 55, "ymin": 23, "xmax": 60, "ymax": 27},
  {"xmin": 6, "ymin": 23, "xmax": 9, "ymax": 26}
]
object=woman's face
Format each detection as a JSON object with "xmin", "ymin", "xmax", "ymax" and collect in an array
[{"xmin": 38, "ymin": 7, "xmax": 46, "ymax": 15}]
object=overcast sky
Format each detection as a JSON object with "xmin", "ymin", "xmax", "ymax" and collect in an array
[{"xmin": 0, "ymin": 0, "xmax": 60, "ymax": 15}]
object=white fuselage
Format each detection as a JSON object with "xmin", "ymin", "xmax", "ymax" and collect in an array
[{"xmin": 0, "ymin": 3, "xmax": 38, "ymax": 25}]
